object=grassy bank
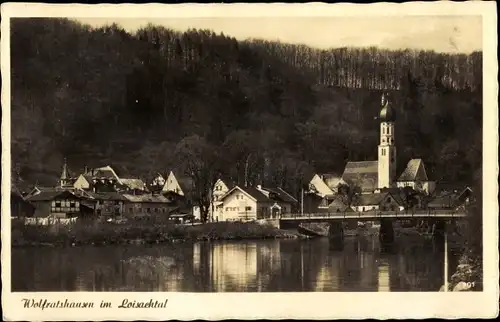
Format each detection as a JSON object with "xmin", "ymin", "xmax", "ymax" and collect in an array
[{"xmin": 11, "ymin": 219, "xmax": 307, "ymax": 247}]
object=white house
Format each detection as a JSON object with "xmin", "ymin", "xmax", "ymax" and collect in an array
[
  {"xmin": 352, "ymin": 191, "xmax": 404, "ymax": 213},
  {"xmin": 161, "ymin": 171, "xmax": 202, "ymax": 220},
  {"xmin": 217, "ymin": 185, "xmax": 296, "ymax": 222},
  {"xmin": 396, "ymin": 159, "xmax": 436, "ymax": 195},
  {"xmin": 162, "ymin": 171, "xmax": 194, "ymax": 196},
  {"xmin": 209, "ymin": 178, "xmax": 235, "ymax": 221}
]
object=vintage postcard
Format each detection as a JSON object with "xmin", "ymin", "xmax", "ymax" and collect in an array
[{"xmin": 1, "ymin": 2, "xmax": 498, "ymax": 320}]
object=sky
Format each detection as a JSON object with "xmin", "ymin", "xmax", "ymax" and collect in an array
[{"xmin": 75, "ymin": 16, "xmax": 482, "ymax": 54}]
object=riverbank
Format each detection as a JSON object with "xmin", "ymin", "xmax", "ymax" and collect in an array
[{"xmin": 11, "ymin": 219, "xmax": 309, "ymax": 247}]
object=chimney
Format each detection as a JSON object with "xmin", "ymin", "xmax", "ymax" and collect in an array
[{"xmin": 84, "ymin": 165, "xmax": 88, "ymax": 174}]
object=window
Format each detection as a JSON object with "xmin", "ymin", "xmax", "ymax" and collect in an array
[
  {"xmin": 362, "ymin": 207, "xmax": 365, "ymax": 212},
  {"xmin": 51, "ymin": 201, "xmax": 56, "ymax": 207},
  {"xmin": 55, "ymin": 201, "xmax": 61, "ymax": 207},
  {"xmin": 245, "ymin": 206, "xmax": 252, "ymax": 211},
  {"xmin": 381, "ymin": 149, "xmax": 385, "ymax": 156},
  {"xmin": 382, "ymin": 127, "xmax": 385, "ymax": 134},
  {"xmin": 70, "ymin": 201, "xmax": 76, "ymax": 207},
  {"xmin": 147, "ymin": 208, "xmax": 151, "ymax": 213}
]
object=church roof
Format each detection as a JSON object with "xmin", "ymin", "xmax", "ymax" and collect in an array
[
  {"xmin": 341, "ymin": 161, "xmax": 378, "ymax": 193},
  {"xmin": 398, "ymin": 159, "xmax": 429, "ymax": 181}
]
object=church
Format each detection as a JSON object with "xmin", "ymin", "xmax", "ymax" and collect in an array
[{"xmin": 341, "ymin": 93, "xmax": 436, "ymax": 195}]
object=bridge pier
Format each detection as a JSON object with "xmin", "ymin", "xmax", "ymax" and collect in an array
[
  {"xmin": 328, "ymin": 222, "xmax": 344, "ymax": 245},
  {"xmin": 379, "ymin": 219, "xmax": 394, "ymax": 245},
  {"xmin": 433, "ymin": 219, "xmax": 446, "ymax": 239}
]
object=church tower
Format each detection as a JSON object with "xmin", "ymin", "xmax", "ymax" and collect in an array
[
  {"xmin": 60, "ymin": 158, "xmax": 71, "ymax": 188},
  {"xmin": 378, "ymin": 93, "xmax": 397, "ymax": 189}
]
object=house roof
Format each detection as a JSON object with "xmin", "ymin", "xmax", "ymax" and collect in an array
[
  {"xmin": 220, "ymin": 186, "xmax": 268, "ymax": 202},
  {"xmin": 122, "ymin": 193, "xmax": 172, "ymax": 203},
  {"xmin": 27, "ymin": 190, "xmax": 83, "ymax": 202},
  {"xmin": 260, "ymin": 187, "xmax": 298, "ymax": 204},
  {"xmin": 120, "ymin": 178, "xmax": 147, "ymax": 190},
  {"xmin": 355, "ymin": 192, "xmax": 404, "ymax": 207},
  {"xmin": 320, "ymin": 173, "xmax": 343, "ymax": 189},
  {"xmin": 327, "ymin": 197, "xmax": 352, "ymax": 211},
  {"xmin": 398, "ymin": 159, "xmax": 429, "ymax": 181},
  {"xmin": 86, "ymin": 191, "xmax": 128, "ymax": 201},
  {"xmin": 341, "ymin": 161, "xmax": 378, "ymax": 193},
  {"xmin": 215, "ymin": 177, "xmax": 237, "ymax": 190}
]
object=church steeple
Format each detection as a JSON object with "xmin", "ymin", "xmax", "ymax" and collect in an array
[
  {"xmin": 60, "ymin": 158, "xmax": 71, "ymax": 188},
  {"xmin": 378, "ymin": 93, "xmax": 397, "ymax": 189}
]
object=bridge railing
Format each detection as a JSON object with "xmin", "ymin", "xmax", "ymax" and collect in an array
[{"xmin": 279, "ymin": 209, "xmax": 465, "ymax": 220}]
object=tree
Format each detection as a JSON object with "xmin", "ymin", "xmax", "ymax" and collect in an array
[
  {"xmin": 337, "ymin": 183, "xmax": 361, "ymax": 207},
  {"xmin": 174, "ymin": 135, "xmax": 220, "ymax": 223}
]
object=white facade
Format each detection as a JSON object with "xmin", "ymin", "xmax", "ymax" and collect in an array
[
  {"xmin": 220, "ymin": 189, "xmax": 258, "ymax": 221},
  {"xmin": 73, "ymin": 175, "xmax": 90, "ymax": 190},
  {"xmin": 210, "ymin": 179, "xmax": 231, "ymax": 221},
  {"xmin": 396, "ymin": 180, "xmax": 436, "ymax": 195},
  {"xmin": 352, "ymin": 204, "xmax": 380, "ymax": 212},
  {"xmin": 162, "ymin": 171, "xmax": 184, "ymax": 195},
  {"xmin": 378, "ymin": 121, "xmax": 397, "ymax": 189}
]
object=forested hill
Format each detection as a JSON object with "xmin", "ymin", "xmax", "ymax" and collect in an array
[{"xmin": 10, "ymin": 18, "xmax": 482, "ymax": 196}]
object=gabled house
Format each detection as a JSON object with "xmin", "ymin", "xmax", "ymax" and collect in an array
[
  {"xmin": 73, "ymin": 165, "xmax": 121, "ymax": 192},
  {"xmin": 209, "ymin": 177, "xmax": 236, "ymax": 221},
  {"xmin": 303, "ymin": 173, "xmax": 335, "ymax": 198},
  {"xmin": 161, "ymin": 171, "xmax": 201, "ymax": 219},
  {"xmin": 217, "ymin": 185, "xmax": 296, "ymax": 222},
  {"xmin": 326, "ymin": 196, "xmax": 353, "ymax": 213},
  {"xmin": 352, "ymin": 191, "xmax": 404, "ymax": 213},
  {"xmin": 396, "ymin": 159, "xmax": 436, "ymax": 195},
  {"xmin": 11, "ymin": 185, "xmax": 35, "ymax": 218},
  {"xmin": 427, "ymin": 186, "xmax": 473, "ymax": 211},
  {"xmin": 162, "ymin": 171, "xmax": 194, "ymax": 197},
  {"xmin": 121, "ymin": 193, "xmax": 175, "ymax": 219},
  {"xmin": 25, "ymin": 189, "xmax": 94, "ymax": 219}
]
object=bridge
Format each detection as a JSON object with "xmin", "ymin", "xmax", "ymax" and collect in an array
[
  {"xmin": 279, "ymin": 209, "xmax": 466, "ymax": 221},
  {"xmin": 277, "ymin": 209, "xmax": 467, "ymax": 245}
]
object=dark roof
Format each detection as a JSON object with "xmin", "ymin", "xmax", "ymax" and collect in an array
[
  {"xmin": 261, "ymin": 187, "xmax": 298, "ymax": 204},
  {"xmin": 432, "ymin": 182, "xmax": 468, "ymax": 197},
  {"xmin": 238, "ymin": 186, "xmax": 270, "ymax": 202},
  {"xmin": 342, "ymin": 161, "xmax": 378, "ymax": 193},
  {"xmin": 27, "ymin": 190, "xmax": 83, "ymax": 202},
  {"xmin": 398, "ymin": 159, "xmax": 429, "ymax": 181},
  {"xmin": 379, "ymin": 96, "xmax": 396, "ymax": 122},
  {"xmin": 86, "ymin": 191, "xmax": 128, "ymax": 201},
  {"xmin": 327, "ymin": 197, "xmax": 352, "ymax": 212},
  {"xmin": 355, "ymin": 192, "xmax": 403, "ymax": 207}
]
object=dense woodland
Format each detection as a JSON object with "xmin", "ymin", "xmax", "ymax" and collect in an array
[{"xmin": 11, "ymin": 19, "xmax": 482, "ymax": 209}]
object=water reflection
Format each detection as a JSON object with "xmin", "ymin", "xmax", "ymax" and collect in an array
[{"xmin": 11, "ymin": 236, "xmax": 460, "ymax": 292}]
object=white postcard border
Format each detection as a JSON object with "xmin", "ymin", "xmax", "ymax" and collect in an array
[{"xmin": 1, "ymin": 2, "xmax": 498, "ymax": 320}]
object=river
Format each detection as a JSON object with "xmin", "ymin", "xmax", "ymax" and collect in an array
[{"xmin": 11, "ymin": 236, "xmax": 461, "ymax": 292}]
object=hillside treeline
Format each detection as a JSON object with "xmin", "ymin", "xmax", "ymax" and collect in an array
[{"xmin": 11, "ymin": 18, "xmax": 482, "ymax": 203}]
